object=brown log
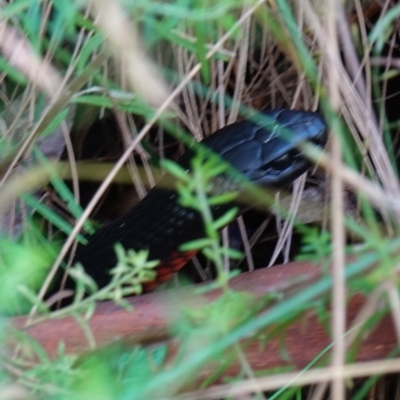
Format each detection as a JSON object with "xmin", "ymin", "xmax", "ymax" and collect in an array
[{"xmin": 12, "ymin": 260, "xmax": 397, "ymax": 372}]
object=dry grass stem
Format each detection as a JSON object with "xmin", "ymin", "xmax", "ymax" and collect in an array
[
  {"xmin": 179, "ymin": 359, "xmax": 400, "ymax": 400},
  {"xmin": 0, "ymin": 23, "xmax": 62, "ymax": 97},
  {"xmin": 304, "ymin": 144, "xmax": 400, "ymax": 215},
  {"xmin": 90, "ymin": 0, "xmax": 169, "ymax": 108},
  {"xmin": 303, "ymin": 0, "xmax": 400, "ymax": 220},
  {"xmin": 384, "ymin": 281, "xmax": 400, "ymax": 348},
  {"xmin": 325, "ymin": 1, "xmax": 346, "ymax": 399}
]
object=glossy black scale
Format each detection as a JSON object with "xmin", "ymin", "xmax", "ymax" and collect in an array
[{"xmin": 60, "ymin": 109, "xmax": 327, "ymax": 293}]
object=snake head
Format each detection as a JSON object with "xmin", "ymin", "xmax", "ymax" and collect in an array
[{"xmin": 203, "ymin": 109, "xmax": 327, "ymax": 188}]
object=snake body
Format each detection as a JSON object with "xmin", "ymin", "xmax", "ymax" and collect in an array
[{"xmin": 65, "ymin": 109, "xmax": 327, "ymax": 293}]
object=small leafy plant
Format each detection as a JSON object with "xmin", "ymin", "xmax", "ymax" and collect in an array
[{"xmin": 162, "ymin": 150, "xmax": 243, "ymax": 290}]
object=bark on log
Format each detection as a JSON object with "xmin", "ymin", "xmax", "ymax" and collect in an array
[{"xmin": 12, "ymin": 260, "xmax": 396, "ymax": 372}]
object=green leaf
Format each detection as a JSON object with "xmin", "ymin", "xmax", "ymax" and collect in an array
[
  {"xmin": 208, "ymin": 192, "xmax": 238, "ymax": 206},
  {"xmin": 137, "ymin": 270, "xmax": 157, "ymax": 282},
  {"xmin": 0, "ymin": 55, "xmax": 27, "ymax": 85},
  {"xmin": 219, "ymin": 247, "xmax": 242, "ymax": 260},
  {"xmin": 33, "ymin": 148, "xmax": 95, "ymax": 235},
  {"xmin": 17, "ymin": 285, "xmax": 50, "ymax": 314},
  {"xmin": 368, "ymin": 5, "xmax": 400, "ymax": 51},
  {"xmin": 0, "ymin": 0, "xmax": 36, "ymax": 20},
  {"xmin": 205, "ymin": 161, "xmax": 229, "ymax": 177},
  {"xmin": 161, "ymin": 159, "xmax": 190, "ymax": 183},
  {"xmin": 84, "ymin": 301, "xmax": 96, "ymax": 320},
  {"xmin": 22, "ymin": 194, "xmax": 87, "ymax": 243},
  {"xmin": 71, "ymin": 94, "xmax": 112, "ymax": 108},
  {"xmin": 176, "ymin": 182, "xmax": 196, "ymax": 208},
  {"xmin": 76, "ymin": 33, "xmax": 103, "ymax": 72},
  {"xmin": 194, "ymin": 22, "xmax": 210, "ymax": 84},
  {"xmin": 212, "ymin": 207, "xmax": 238, "ymax": 230},
  {"xmin": 41, "ymin": 108, "xmax": 70, "ymax": 137},
  {"xmin": 113, "ymin": 297, "xmax": 134, "ymax": 311},
  {"xmin": 202, "ymin": 247, "xmax": 219, "ymax": 264},
  {"xmin": 127, "ymin": 248, "xmax": 148, "ymax": 267},
  {"xmin": 180, "ymin": 238, "xmax": 213, "ymax": 252},
  {"xmin": 69, "ymin": 263, "xmax": 98, "ymax": 293},
  {"xmin": 74, "ymin": 12, "xmax": 98, "ymax": 32}
]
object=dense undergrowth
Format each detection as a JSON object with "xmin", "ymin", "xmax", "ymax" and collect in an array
[{"xmin": 1, "ymin": 0, "xmax": 400, "ymax": 399}]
